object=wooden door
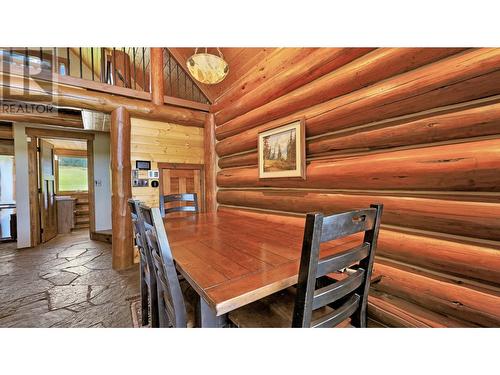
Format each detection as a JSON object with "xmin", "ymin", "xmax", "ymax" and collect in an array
[
  {"xmin": 39, "ymin": 139, "xmax": 58, "ymax": 242},
  {"xmin": 159, "ymin": 163, "xmax": 204, "ymax": 214}
]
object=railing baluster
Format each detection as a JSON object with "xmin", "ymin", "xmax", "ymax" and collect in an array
[
  {"xmin": 100, "ymin": 47, "xmax": 106, "ymax": 83},
  {"xmin": 53, "ymin": 47, "xmax": 57, "ymax": 73},
  {"xmin": 91, "ymin": 48, "xmax": 95, "ymax": 81},
  {"xmin": 168, "ymin": 53, "xmax": 173, "ymax": 96},
  {"xmin": 183, "ymin": 68, "xmax": 187, "ymax": 99},
  {"xmin": 112, "ymin": 47, "xmax": 117, "ymax": 85},
  {"xmin": 79, "ymin": 47, "xmax": 83, "ymax": 78},
  {"xmin": 122, "ymin": 47, "xmax": 127, "ymax": 88},
  {"xmin": 133, "ymin": 47, "xmax": 136, "ymax": 90},
  {"xmin": 39, "ymin": 47, "xmax": 43, "ymax": 65},
  {"xmin": 176, "ymin": 64, "xmax": 179, "ymax": 98},
  {"xmin": 66, "ymin": 48, "xmax": 71, "ymax": 76},
  {"xmin": 142, "ymin": 48, "xmax": 146, "ymax": 92}
]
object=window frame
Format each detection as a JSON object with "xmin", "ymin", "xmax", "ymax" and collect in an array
[{"xmin": 54, "ymin": 149, "xmax": 89, "ymax": 194}]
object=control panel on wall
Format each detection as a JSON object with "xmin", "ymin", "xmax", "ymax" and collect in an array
[{"xmin": 132, "ymin": 160, "xmax": 159, "ymax": 188}]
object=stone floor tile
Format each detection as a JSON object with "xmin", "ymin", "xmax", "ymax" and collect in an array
[
  {"xmin": 0, "ymin": 230, "xmax": 140, "ymax": 328},
  {"xmin": 48, "ymin": 285, "xmax": 89, "ymax": 310},
  {"xmin": 63, "ymin": 265, "xmax": 92, "ymax": 276},
  {"xmin": 0, "ymin": 292, "xmax": 47, "ymax": 319},
  {"xmin": 46, "ymin": 271, "xmax": 79, "ymax": 286},
  {"xmin": 57, "ymin": 247, "xmax": 88, "ymax": 258},
  {"xmin": 0, "ymin": 275, "xmax": 52, "ymax": 302}
]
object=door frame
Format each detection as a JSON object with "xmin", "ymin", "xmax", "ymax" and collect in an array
[
  {"xmin": 25, "ymin": 127, "xmax": 95, "ymax": 247},
  {"xmin": 157, "ymin": 162, "xmax": 205, "ymax": 212}
]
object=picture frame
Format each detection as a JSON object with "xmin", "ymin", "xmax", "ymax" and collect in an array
[{"xmin": 258, "ymin": 118, "xmax": 306, "ymax": 179}]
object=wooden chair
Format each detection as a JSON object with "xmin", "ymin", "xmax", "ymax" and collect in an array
[
  {"xmin": 138, "ymin": 203, "xmax": 197, "ymax": 328},
  {"xmin": 228, "ymin": 204, "xmax": 384, "ymax": 328},
  {"xmin": 128, "ymin": 199, "xmax": 159, "ymax": 327},
  {"xmin": 160, "ymin": 193, "xmax": 199, "ymax": 217}
]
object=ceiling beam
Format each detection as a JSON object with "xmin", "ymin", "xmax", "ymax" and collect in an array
[{"xmin": 0, "ymin": 71, "xmax": 206, "ymax": 127}]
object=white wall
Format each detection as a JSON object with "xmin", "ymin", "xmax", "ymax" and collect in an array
[
  {"xmin": 13, "ymin": 123, "xmax": 31, "ymax": 248},
  {"xmin": 93, "ymin": 132, "xmax": 112, "ymax": 231},
  {"xmin": 13, "ymin": 123, "xmax": 112, "ymax": 248}
]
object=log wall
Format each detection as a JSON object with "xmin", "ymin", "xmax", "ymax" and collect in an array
[{"xmin": 213, "ymin": 48, "xmax": 500, "ymax": 327}]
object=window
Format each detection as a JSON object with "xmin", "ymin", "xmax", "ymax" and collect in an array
[{"xmin": 57, "ymin": 156, "xmax": 88, "ymax": 192}]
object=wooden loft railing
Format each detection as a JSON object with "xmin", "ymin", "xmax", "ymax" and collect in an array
[{"xmin": 0, "ymin": 47, "xmax": 210, "ymax": 109}]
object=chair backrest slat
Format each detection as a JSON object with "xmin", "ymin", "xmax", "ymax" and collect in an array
[
  {"xmin": 292, "ymin": 204, "xmax": 383, "ymax": 328},
  {"xmin": 160, "ymin": 193, "xmax": 199, "ymax": 217},
  {"xmin": 128, "ymin": 200, "xmax": 151, "ymax": 263},
  {"xmin": 320, "ymin": 208, "xmax": 377, "ymax": 242},
  {"xmin": 316, "ymin": 243, "xmax": 370, "ymax": 277},
  {"xmin": 312, "ymin": 269, "xmax": 365, "ymax": 310},
  {"xmin": 311, "ymin": 294, "xmax": 361, "ymax": 328},
  {"xmin": 139, "ymin": 203, "xmax": 188, "ymax": 328}
]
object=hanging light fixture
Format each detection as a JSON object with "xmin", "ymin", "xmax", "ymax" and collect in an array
[{"xmin": 186, "ymin": 48, "xmax": 229, "ymax": 85}]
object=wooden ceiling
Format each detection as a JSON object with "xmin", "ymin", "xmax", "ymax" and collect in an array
[{"xmin": 168, "ymin": 48, "xmax": 276, "ymax": 103}]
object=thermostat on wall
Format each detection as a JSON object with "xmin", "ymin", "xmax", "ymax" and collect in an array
[
  {"xmin": 147, "ymin": 170, "xmax": 159, "ymax": 179},
  {"xmin": 136, "ymin": 160, "xmax": 151, "ymax": 170}
]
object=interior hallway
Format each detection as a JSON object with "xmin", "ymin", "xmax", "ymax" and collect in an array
[{"xmin": 0, "ymin": 230, "xmax": 139, "ymax": 327}]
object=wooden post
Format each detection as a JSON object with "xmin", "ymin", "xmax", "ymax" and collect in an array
[
  {"xmin": 204, "ymin": 113, "xmax": 217, "ymax": 212},
  {"xmin": 110, "ymin": 107, "xmax": 134, "ymax": 270},
  {"xmin": 151, "ymin": 47, "xmax": 165, "ymax": 106}
]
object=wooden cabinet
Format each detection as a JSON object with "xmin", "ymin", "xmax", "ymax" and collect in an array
[{"xmin": 55, "ymin": 196, "xmax": 76, "ymax": 234}]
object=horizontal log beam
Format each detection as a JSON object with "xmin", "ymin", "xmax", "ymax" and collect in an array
[
  {"xmin": 372, "ymin": 262, "xmax": 500, "ymax": 327},
  {"xmin": 217, "ymin": 139, "xmax": 500, "ymax": 191},
  {"xmin": 216, "ymin": 49, "xmax": 500, "ymax": 156},
  {"xmin": 218, "ymin": 99, "xmax": 500, "ymax": 167},
  {"xmin": 376, "ymin": 229, "xmax": 500, "ymax": 284},
  {"xmin": 217, "ymin": 189, "xmax": 500, "ymax": 241},
  {"xmin": 0, "ymin": 111, "xmax": 83, "ymax": 128},
  {"xmin": 4, "ymin": 63, "xmax": 209, "ymax": 112},
  {"xmin": 219, "ymin": 152, "xmax": 258, "ymax": 169},
  {"xmin": 216, "ymin": 48, "xmax": 464, "ymax": 140},
  {"xmin": 212, "ymin": 48, "xmax": 318, "ymax": 111},
  {"xmin": 367, "ymin": 292, "xmax": 476, "ymax": 327},
  {"xmin": 309, "ymin": 100, "xmax": 500, "ymax": 155},
  {"xmin": 0, "ymin": 72, "xmax": 206, "ymax": 127},
  {"xmin": 214, "ymin": 48, "xmax": 374, "ymax": 126}
]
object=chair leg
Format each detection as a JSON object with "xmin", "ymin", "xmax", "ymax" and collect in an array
[
  {"xmin": 351, "ymin": 305, "xmax": 366, "ymax": 328},
  {"xmin": 149, "ymin": 281, "xmax": 159, "ymax": 328},
  {"xmin": 140, "ymin": 267, "xmax": 149, "ymax": 326},
  {"xmin": 157, "ymin": 289, "xmax": 172, "ymax": 328}
]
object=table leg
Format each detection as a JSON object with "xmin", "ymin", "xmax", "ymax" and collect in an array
[{"xmin": 197, "ymin": 296, "xmax": 227, "ymax": 328}]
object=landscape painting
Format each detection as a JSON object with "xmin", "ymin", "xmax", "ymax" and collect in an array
[{"xmin": 258, "ymin": 119, "xmax": 305, "ymax": 179}]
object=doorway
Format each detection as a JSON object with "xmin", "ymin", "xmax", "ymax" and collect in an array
[
  {"xmin": 158, "ymin": 163, "xmax": 204, "ymax": 214},
  {"xmin": 26, "ymin": 127, "xmax": 95, "ymax": 247}
]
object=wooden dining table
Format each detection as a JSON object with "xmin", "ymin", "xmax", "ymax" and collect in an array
[{"xmin": 163, "ymin": 210, "xmax": 363, "ymax": 327}]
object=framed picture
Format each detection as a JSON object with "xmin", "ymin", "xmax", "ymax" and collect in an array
[{"xmin": 258, "ymin": 118, "xmax": 306, "ymax": 179}]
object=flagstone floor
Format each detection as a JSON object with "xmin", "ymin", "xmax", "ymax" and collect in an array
[{"xmin": 0, "ymin": 230, "xmax": 139, "ymax": 328}]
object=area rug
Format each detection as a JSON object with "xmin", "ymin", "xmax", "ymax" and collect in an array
[{"xmin": 128, "ymin": 295, "xmax": 149, "ymax": 328}]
